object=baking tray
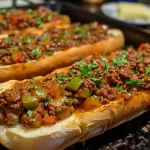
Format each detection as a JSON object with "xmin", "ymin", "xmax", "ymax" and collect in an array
[{"xmin": 0, "ymin": 1, "xmax": 149, "ymax": 150}]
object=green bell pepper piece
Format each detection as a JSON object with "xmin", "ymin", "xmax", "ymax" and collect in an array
[
  {"xmin": 36, "ymin": 86, "xmax": 47, "ymax": 99},
  {"xmin": 22, "ymin": 95, "xmax": 39, "ymax": 110},
  {"xmin": 83, "ymin": 88, "xmax": 91, "ymax": 98},
  {"xmin": 66, "ymin": 77, "xmax": 83, "ymax": 91}
]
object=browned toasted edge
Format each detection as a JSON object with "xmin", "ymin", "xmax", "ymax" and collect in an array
[
  {"xmin": 0, "ymin": 29, "xmax": 124, "ymax": 83},
  {"xmin": 61, "ymin": 91, "xmax": 150, "ymax": 149}
]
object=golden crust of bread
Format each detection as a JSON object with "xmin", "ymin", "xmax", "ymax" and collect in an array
[
  {"xmin": 0, "ymin": 29, "xmax": 124, "ymax": 83},
  {"xmin": 0, "ymin": 75, "xmax": 149, "ymax": 150},
  {"xmin": 0, "ymin": 15, "xmax": 70, "ymax": 39},
  {"xmin": 77, "ymin": 91, "xmax": 150, "ymax": 141}
]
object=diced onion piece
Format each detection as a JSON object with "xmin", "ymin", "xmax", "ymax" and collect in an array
[
  {"xmin": 22, "ymin": 95, "xmax": 39, "ymax": 110},
  {"xmin": 82, "ymin": 96, "xmax": 102, "ymax": 111},
  {"xmin": 51, "ymin": 96, "xmax": 65, "ymax": 107},
  {"xmin": 57, "ymin": 106, "xmax": 74, "ymax": 120},
  {"xmin": 36, "ymin": 86, "xmax": 47, "ymax": 99}
]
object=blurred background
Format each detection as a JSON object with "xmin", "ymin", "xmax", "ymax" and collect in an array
[
  {"xmin": 1, "ymin": 0, "xmax": 148, "ymax": 30},
  {"xmin": 0, "ymin": 0, "xmax": 149, "ymax": 8}
]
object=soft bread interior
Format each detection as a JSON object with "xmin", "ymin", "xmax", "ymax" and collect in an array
[{"xmin": 0, "ymin": 115, "xmax": 81, "ymax": 150}]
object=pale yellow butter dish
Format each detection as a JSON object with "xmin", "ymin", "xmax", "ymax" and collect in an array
[{"xmin": 118, "ymin": 2, "xmax": 150, "ymax": 19}]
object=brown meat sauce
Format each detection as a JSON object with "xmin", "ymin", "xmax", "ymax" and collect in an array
[
  {"xmin": 0, "ymin": 22, "xmax": 108, "ymax": 66},
  {"xmin": 0, "ymin": 6, "xmax": 61, "ymax": 33},
  {"xmin": 0, "ymin": 43, "xmax": 150, "ymax": 128}
]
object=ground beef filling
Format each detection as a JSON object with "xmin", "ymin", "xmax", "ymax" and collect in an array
[
  {"xmin": 0, "ymin": 22, "xmax": 108, "ymax": 66},
  {"xmin": 0, "ymin": 43, "xmax": 149, "ymax": 128},
  {"xmin": 0, "ymin": 6, "xmax": 61, "ymax": 33}
]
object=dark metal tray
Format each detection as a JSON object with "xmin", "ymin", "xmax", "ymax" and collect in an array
[{"xmin": 0, "ymin": 1, "xmax": 149, "ymax": 150}]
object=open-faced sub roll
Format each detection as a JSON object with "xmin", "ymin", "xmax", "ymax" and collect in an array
[
  {"xmin": 0, "ymin": 6, "xmax": 70, "ymax": 38},
  {"xmin": 0, "ymin": 43, "xmax": 150, "ymax": 150},
  {"xmin": 0, "ymin": 22, "xmax": 124, "ymax": 82}
]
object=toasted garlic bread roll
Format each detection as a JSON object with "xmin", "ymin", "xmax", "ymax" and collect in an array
[
  {"xmin": 0, "ymin": 43, "xmax": 150, "ymax": 150},
  {"xmin": 0, "ymin": 22, "xmax": 124, "ymax": 82},
  {"xmin": 0, "ymin": 6, "xmax": 70, "ymax": 38}
]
